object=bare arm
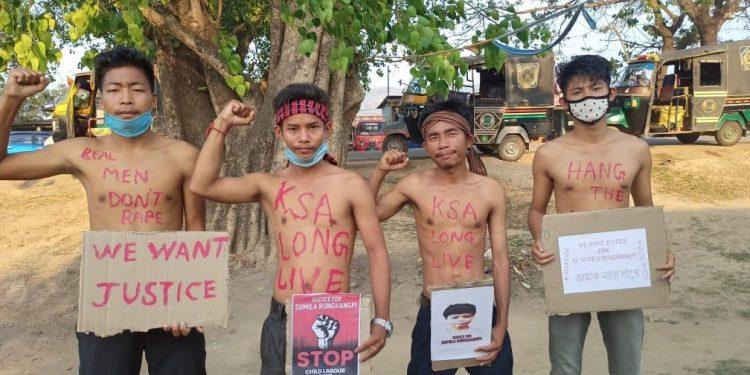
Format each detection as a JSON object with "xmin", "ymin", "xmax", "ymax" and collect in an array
[
  {"xmin": 0, "ymin": 69, "xmax": 75, "ymax": 180},
  {"xmin": 631, "ymin": 141, "xmax": 675, "ymax": 281},
  {"xmin": 528, "ymin": 146, "xmax": 555, "ymax": 264},
  {"xmin": 181, "ymin": 146, "xmax": 206, "ymax": 231},
  {"xmin": 0, "ymin": 69, "xmax": 49, "ymax": 161},
  {"xmin": 488, "ymin": 184, "xmax": 510, "ymax": 333},
  {"xmin": 190, "ymin": 100, "xmax": 261, "ymax": 203},
  {"xmin": 369, "ymin": 150, "xmax": 410, "ymax": 221},
  {"xmin": 350, "ymin": 177, "xmax": 391, "ymax": 361},
  {"xmin": 476, "ymin": 183, "xmax": 511, "ymax": 365},
  {"xmin": 631, "ymin": 141, "xmax": 653, "ymax": 207}
]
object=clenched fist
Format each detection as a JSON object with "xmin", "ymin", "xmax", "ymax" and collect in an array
[
  {"xmin": 312, "ymin": 314, "xmax": 340, "ymax": 350},
  {"xmin": 377, "ymin": 150, "xmax": 409, "ymax": 172},
  {"xmin": 2, "ymin": 68, "xmax": 49, "ymax": 101},
  {"xmin": 214, "ymin": 100, "xmax": 256, "ymax": 130}
]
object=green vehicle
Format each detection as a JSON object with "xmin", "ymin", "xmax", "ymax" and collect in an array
[
  {"xmin": 608, "ymin": 40, "xmax": 750, "ymax": 146},
  {"xmin": 381, "ymin": 54, "xmax": 568, "ymax": 161}
]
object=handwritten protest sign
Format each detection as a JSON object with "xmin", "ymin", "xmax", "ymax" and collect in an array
[
  {"xmin": 558, "ymin": 228, "xmax": 651, "ymax": 294},
  {"xmin": 77, "ymin": 231, "xmax": 230, "ymax": 336},
  {"xmin": 290, "ymin": 293, "xmax": 362, "ymax": 375},
  {"xmin": 429, "ymin": 281, "xmax": 494, "ymax": 371},
  {"xmin": 541, "ymin": 207, "xmax": 670, "ymax": 315}
]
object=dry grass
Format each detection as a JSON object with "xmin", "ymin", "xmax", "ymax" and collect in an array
[{"xmin": 651, "ymin": 152, "xmax": 750, "ymax": 202}]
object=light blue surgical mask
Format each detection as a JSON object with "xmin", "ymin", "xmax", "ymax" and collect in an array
[
  {"xmin": 284, "ymin": 142, "xmax": 329, "ymax": 168},
  {"xmin": 104, "ymin": 111, "xmax": 153, "ymax": 138}
]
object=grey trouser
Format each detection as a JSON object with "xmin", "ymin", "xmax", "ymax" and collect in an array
[
  {"xmin": 549, "ymin": 309, "xmax": 644, "ymax": 375},
  {"xmin": 260, "ymin": 298, "xmax": 287, "ymax": 375}
]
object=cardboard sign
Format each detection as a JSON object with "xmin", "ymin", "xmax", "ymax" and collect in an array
[
  {"xmin": 290, "ymin": 293, "xmax": 362, "ymax": 375},
  {"xmin": 541, "ymin": 207, "xmax": 671, "ymax": 315},
  {"xmin": 77, "ymin": 231, "xmax": 230, "ymax": 336},
  {"xmin": 429, "ymin": 281, "xmax": 494, "ymax": 371}
]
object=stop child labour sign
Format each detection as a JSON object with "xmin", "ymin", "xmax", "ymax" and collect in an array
[
  {"xmin": 77, "ymin": 231, "xmax": 230, "ymax": 336},
  {"xmin": 291, "ymin": 293, "xmax": 361, "ymax": 375}
]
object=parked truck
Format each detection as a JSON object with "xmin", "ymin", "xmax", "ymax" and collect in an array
[{"xmin": 380, "ymin": 54, "xmax": 568, "ymax": 161}]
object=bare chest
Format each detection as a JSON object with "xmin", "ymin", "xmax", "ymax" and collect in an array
[
  {"xmin": 550, "ymin": 158, "xmax": 640, "ymax": 203},
  {"xmin": 76, "ymin": 147, "xmax": 184, "ymax": 226}
]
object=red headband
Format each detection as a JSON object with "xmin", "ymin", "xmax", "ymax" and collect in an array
[{"xmin": 275, "ymin": 99, "xmax": 330, "ymax": 126}]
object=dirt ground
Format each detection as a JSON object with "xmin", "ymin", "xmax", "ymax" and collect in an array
[{"xmin": 1, "ymin": 139, "xmax": 749, "ymax": 374}]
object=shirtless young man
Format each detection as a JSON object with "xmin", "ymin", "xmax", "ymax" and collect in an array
[
  {"xmin": 0, "ymin": 47, "xmax": 207, "ymax": 374},
  {"xmin": 189, "ymin": 83, "xmax": 392, "ymax": 374},
  {"xmin": 369, "ymin": 99, "xmax": 513, "ymax": 374},
  {"xmin": 527, "ymin": 55, "xmax": 677, "ymax": 375}
]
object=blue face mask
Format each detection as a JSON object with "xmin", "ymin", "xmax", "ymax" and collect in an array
[
  {"xmin": 104, "ymin": 111, "xmax": 153, "ymax": 138},
  {"xmin": 284, "ymin": 142, "xmax": 329, "ymax": 168}
]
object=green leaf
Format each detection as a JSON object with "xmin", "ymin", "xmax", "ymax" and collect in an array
[
  {"xmin": 228, "ymin": 59, "xmax": 242, "ymax": 75},
  {"xmin": 407, "ymin": 6, "xmax": 417, "ymax": 18},
  {"xmin": 72, "ymin": 12, "xmax": 86, "ymax": 28},
  {"xmin": 37, "ymin": 41, "xmax": 46, "ymax": 58},
  {"xmin": 299, "ymin": 38, "xmax": 316, "ymax": 55},
  {"xmin": 409, "ymin": 30, "xmax": 420, "ymax": 46},
  {"xmin": 0, "ymin": 10, "xmax": 11, "ymax": 28},
  {"xmin": 235, "ymin": 83, "xmax": 247, "ymax": 97}
]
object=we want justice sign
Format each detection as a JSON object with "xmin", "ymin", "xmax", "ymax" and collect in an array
[{"xmin": 77, "ymin": 231, "xmax": 230, "ymax": 336}]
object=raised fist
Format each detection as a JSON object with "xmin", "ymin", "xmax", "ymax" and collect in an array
[
  {"xmin": 311, "ymin": 314, "xmax": 340, "ymax": 350},
  {"xmin": 377, "ymin": 150, "xmax": 409, "ymax": 172},
  {"xmin": 215, "ymin": 99, "xmax": 255, "ymax": 129},
  {"xmin": 2, "ymin": 68, "xmax": 49, "ymax": 100}
]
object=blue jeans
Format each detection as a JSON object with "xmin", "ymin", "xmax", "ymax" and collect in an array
[
  {"xmin": 407, "ymin": 299, "xmax": 513, "ymax": 374},
  {"xmin": 549, "ymin": 309, "xmax": 644, "ymax": 375}
]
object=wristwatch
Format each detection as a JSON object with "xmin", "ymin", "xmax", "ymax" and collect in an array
[{"xmin": 371, "ymin": 318, "xmax": 394, "ymax": 337}]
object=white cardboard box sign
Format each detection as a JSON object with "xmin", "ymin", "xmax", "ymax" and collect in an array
[
  {"xmin": 77, "ymin": 231, "xmax": 230, "ymax": 336},
  {"xmin": 541, "ymin": 207, "xmax": 671, "ymax": 315}
]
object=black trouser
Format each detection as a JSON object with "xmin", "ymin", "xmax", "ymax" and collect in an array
[
  {"xmin": 77, "ymin": 328, "xmax": 206, "ymax": 375},
  {"xmin": 407, "ymin": 294, "xmax": 514, "ymax": 375},
  {"xmin": 260, "ymin": 298, "xmax": 287, "ymax": 375}
]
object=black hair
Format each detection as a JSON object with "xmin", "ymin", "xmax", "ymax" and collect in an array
[
  {"xmin": 94, "ymin": 46, "xmax": 155, "ymax": 93},
  {"xmin": 555, "ymin": 55, "xmax": 612, "ymax": 96},
  {"xmin": 272, "ymin": 83, "xmax": 330, "ymax": 112},
  {"xmin": 418, "ymin": 98, "xmax": 473, "ymax": 135},
  {"xmin": 443, "ymin": 303, "xmax": 477, "ymax": 318}
]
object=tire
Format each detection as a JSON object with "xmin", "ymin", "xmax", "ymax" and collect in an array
[
  {"xmin": 383, "ymin": 135, "xmax": 408, "ymax": 153},
  {"xmin": 714, "ymin": 121, "xmax": 742, "ymax": 146},
  {"xmin": 475, "ymin": 145, "xmax": 498, "ymax": 155},
  {"xmin": 498, "ymin": 134, "xmax": 525, "ymax": 162},
  {"xmin": 676, "ymin": 133, "xmax": 700, "ymax": 144}
]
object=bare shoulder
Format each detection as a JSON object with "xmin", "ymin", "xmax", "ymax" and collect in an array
[
  {"xmin": 534, "ymin": 136, "xmax": 567, "ymax": 161},
  {"xmin": 161, "ymin": 137, "xmax": 199, "ymax": 157},
  {"xmin": 392, "ymin": 170, "xmax": 423, "ymax": 191},
  {"xmin": 330, "ymin": 167, "xmax": 372, "ymax": 191},
  {"xmin": 51, "ymin": 136, "xmax": 99, "ymax": 159},
  {"xmin": 622, "ymin": 132, "xmax": 649, "ymax": 151},
  {"xmin": 475, "ymin": 174, "xmax": 506, "ymax": 201}
]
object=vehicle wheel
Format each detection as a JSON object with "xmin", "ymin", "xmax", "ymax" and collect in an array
[
  {"xmin": 383, "ymin": 135, "xmax": 408, "ymax": 153},
  {"xmin": 714, "ymin": 121, "xmax": 742, "ymax": 146},
  {"xmin": 498, "ymin": 134, "xmax": 525, "ymax": 162},
  {"xmin": 676, "ymin": 133, "xmax": 700, "ymax": 144},
  {"xmin": 475, "ymin": 145, "xmax": 498, "ymax": 155}
]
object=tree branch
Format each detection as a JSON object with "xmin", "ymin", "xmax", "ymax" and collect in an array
[
  {"xmin": 139, "ymin": 4, "xmax": 233, "ymax": 82},
  {"xmin": 516, "ymin": 0, "xmax": 630, "ymax": 15}
]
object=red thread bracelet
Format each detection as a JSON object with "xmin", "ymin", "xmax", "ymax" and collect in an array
[{"xmin": 205, "ymin": 122, "xmax": 228, "ymax": 137}]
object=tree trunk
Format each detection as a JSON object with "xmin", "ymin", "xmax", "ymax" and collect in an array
[{"xmin": 145, "ymin": 1, "xmax": 364, "ymax": 267}]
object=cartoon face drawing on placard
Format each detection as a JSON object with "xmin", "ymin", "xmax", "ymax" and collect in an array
[{"xmin": 443, "ymin": 303, "xmax": 477, "ymax": 331}]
